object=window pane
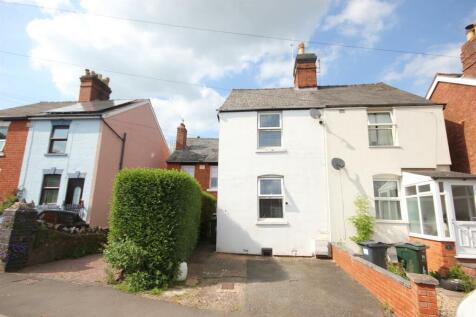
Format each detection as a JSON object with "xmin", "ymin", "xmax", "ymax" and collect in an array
[
  {"xmin": 418, "ymin": 184, "xmax": 431, "ymax": 193},
  {"xmin": 0, "ymin": 140, "xmax": 5, "ymax": 152},
  {"xmin": 50, "ymin": 140, "xmax": 67, "ymax": 153},
  {"xmin": 368, "ymin": 113, "xmax": 392, "ymax": 124},
  {"xmin": 210, "ymin": 178, "xmax": 218, "ymax": 188},
  {"xmin": 441, "ymin": 195, "xmax": 450, "ymax": 237},
  {"xmin": 210, "ymin": 166, "xmax": 218, "ymax": 188},
  {"xmin": 420, "ymin": 196, "xmax": 437, "ymax": 236},
  {"xmin": 181, "ymin": 166, "xmax": 195, "ymax": 177},
  {"xmin": 375, "ymin": 200, "xmax": 401, "ymax": 220},
  {"xmin": 407, "ymin": 197, "xmax": 421, "ymax": 234},
  {"xmin": 259, "ymin": 130, "xmax": 281, "ymax": 147},
  {"xmin": 41, "ymin": 189, "xmax": 59, "ymax": 204},
  {"xmin": 259, "ymin": 114, "xmax": 280, "ymax": 128},
  {"xmin": 259, "ymin": 179, "xmax": 282, "ymax": 195},
  {"xmin": 439, "ymin": 182, "xmax": 444, "ymax": 193},
  {"xmin": 259, "ymin": 198, "xmax": 283, "ymax": 218},
  {"xmin": 452, "ymin": 185, "xmax": 476, "ymax": 221},
  {"xmin": 405, "ymin": 186, "xmax": 417, "ymax": 196},
  {"xmin": 0, "ymin": 127, "xmax": 7, "ymax": 139},
  {"xmin": 369, "ymin": 128, "xmax": 393, "ymax": 146},
  {"xmin": 44, "ymin": 175, "xmax": 61, "ymax": 187},
  {"xmin": 52, "ymin": 126, "xmax": 69, "ymax": 139},
  {"xmin": 373, "ymin": 181, "xmax": 398, "ymax": 198}
]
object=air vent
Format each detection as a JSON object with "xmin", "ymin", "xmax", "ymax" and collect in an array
[{"xmin": 261, "ymin": 248, "xmax": 273, "ymax": 256}]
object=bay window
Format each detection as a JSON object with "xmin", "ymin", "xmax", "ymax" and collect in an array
[
  {"xmin": 258, "ymin": 177, "xmax": 284, "ymax": 218},
  {"xmin": 368, "ymin": 111, "xmax": 394, "ymax": 146},
  {"xmin": 452, "ymin": 185, "xmax": 476, "ymax": 221},
  {"xmin": 258, "ymin": 113, "xmax": 281, "ymax": 148},
  {"xmin": 405, "ymin": 184, "xmax": 438, "ymax": 236}
]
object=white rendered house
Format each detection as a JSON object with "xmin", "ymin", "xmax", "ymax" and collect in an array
[{"xmin": 216, "ymin": 44, "xmax": 461, "ymax": 257}]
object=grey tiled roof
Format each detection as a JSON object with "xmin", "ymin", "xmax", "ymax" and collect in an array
[
  {"xmin": 411, "ymin": 170, "xmax": 476, "ymax": 180},
  {"xmin": 219, "ymin": 83, "xmax": 433, "ymax": 112},
  {"xmin": 0, "ymin": 99, "xmax": 146, "ymax": 119},
  {"xmin": 167, "ymin": 138, "xmax": 218, "ymax": 163}
]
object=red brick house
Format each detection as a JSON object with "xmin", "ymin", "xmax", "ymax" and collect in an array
[
  {"xmin": 424, "ymin": 22, "xmax": 476, "ymax": 275},
  {"xmin": 167, "ymin": 123, "xmax": 218, "ymax": 196}
]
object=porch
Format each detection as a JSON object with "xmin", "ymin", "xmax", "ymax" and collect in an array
[{"xmin": 401, "ymin": 170, "xmax": 476, "ymax": 271}]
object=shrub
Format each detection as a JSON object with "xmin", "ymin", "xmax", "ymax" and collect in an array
[
  {"xmin": 387, "ymin": 262, "xmax": 407, "ymax": 278},
  {"xmin": 200, "ymin": 192, "xmax": 216, "ymax": 242},
  {"xmin": 105, "ymin": 168, "xmax": 202, "ymax": 291},
  {"xmin": 0, "ymin": 193, "xmax": 18, "ymax": 215},
  {"xmin": 448, "ymin": 265, "xmax": 476, "ymax": 293},
  {"xmin": 349, "ymin": 196, "xmax": 374, "ymax": 243}
]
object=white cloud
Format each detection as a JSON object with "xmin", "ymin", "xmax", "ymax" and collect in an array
[
  {"xmin": 323, "ymin": 0, "xmax": 398, "ymax": 46},
  {"xmin": 25, "ymin": 0, "xmax": 331, "ymax": 140},
  {"xmin": 382, "ymin": 43, "xmax": 461, "ymax": 89}
]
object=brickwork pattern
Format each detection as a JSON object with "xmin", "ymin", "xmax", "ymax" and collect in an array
[
  {"xmin": 0, "ymin": 120, "xmax": 29, "ymax": 202},
  {"xmin": 167, "ymin": 163, "xmax": 217, "ymax": 197},
  {"xmin": 409, "ymin": 237, "xmax": 456, "ymax": 276},
  {"xmin": 332, "ymin": 244, "xmax": 439, "ymax": 317},
  {"xmin": 430, "ymin": 82, "xmax": 476, "ymax": 173},
  {"xmin": 461, "ymin": 39, "xmax": 476, "ymax": 77}
]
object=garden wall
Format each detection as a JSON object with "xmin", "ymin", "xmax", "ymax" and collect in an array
[
  {"xmin": 409, "ymin": 236, "xmax": 456, "ymax": 276},
  {"xmin": 332, "ymin": 244, "xmax": 439, "ymax": 317}
]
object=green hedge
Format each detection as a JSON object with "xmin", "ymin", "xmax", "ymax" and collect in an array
[
  {"xmin": 200, "ymin": 192, "xmax": 216, "ymax": 242},
  {"xmin": 105, "ymin": 168, "xmax": 201, "ymax": 290}
]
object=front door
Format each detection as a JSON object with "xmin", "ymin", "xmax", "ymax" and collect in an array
[
  {"xmin": 451, "ymin": 184, "xmax": 476, "ymax": 258},
  {"xmin": 65, "ymin": 178, "xmax": 85, "ymax": 206}
]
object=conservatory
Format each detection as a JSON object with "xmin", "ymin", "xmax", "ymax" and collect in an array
[{"xmin": 401, "ymin": 171, "xmax": 476, "ymax": 258}]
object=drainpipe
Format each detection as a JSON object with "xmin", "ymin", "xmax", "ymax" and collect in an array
[{"xmin": 101, "ymin": 118, "xmax": 127, "ymax": 170}]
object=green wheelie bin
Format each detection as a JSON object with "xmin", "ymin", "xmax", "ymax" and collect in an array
[{"xmin": 395, "ymin": 242, "xmax": 428, "ymax": 274}]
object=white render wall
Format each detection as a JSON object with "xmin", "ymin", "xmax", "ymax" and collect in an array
[
  {"xmin": 324, "ymin": 106, "xmax": 451, "ymax": 247},
  {"xmin": 18, "ymin": 119, "xmax": 101, "ymax": 218},
  {"xmin": 217, "ymin": 110, "xmax": 329, "ymax": 256}
]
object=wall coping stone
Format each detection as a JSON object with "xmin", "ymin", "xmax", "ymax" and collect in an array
[{"xmin": 406, "ymin": 273, "xmax": 439, "ymax": 286}]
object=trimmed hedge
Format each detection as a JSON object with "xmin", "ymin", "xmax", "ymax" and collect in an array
[
  {"xmin": 200, "ymin": 192, "xmax": 216, "ymax": 242},
  {"xmin": 105, "ymin": 168, "xmax": 202, "ymax": 290}
]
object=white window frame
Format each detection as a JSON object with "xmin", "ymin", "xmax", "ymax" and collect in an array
[
  {"xmin": 257, "ymin": 112, "xmax": 282, "ymax": 148},
  {"xmin": 0, "ymin": 122, "xmax": 10, "ymax": 153},
  {"xmin": 373, "ymin": 178, "xmax": 402, "ymax": 221},
  {"xmin": 181, "ymin": 165, "xmax": 195, "ymax": 177},
  {"xmin": 208, "ymin": 165, "xmax": 218, "ymax": 191},
  {"xmin": 405, "ymin": 181, "xmax": 440, "ymax": 238},
  {"xmin": 367, "ymin": 110, "xmax": 396, "ymax": 147},
  {"xmin": 257, "ymin": 176, "xmax": 284, "ymax": 220}
]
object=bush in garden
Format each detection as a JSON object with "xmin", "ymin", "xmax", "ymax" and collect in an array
[
  {"xmin": 448, "ymin": 265, "xmax": 476, "ymax": 293},
  {"xmin": 0, "ymin": 193, "xmax": 18, "ymax": 215},
  {"xmin": 349, "ymin": 195, "xmax": 375, "ymax": 243},
  {"xmin": 105, "ymin": 168, "xmax": 202, "ymax": 292},
  {"xmin": 200, "ymin": 192, "xmax": 216, "ymax": 242}
]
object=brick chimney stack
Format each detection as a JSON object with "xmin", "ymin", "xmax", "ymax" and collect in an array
[
  {"xmin": 78, "ymin": 69, "xmax": 112, "ymax": 102},
  {"xmin": 293, "ymin": 42, "xmax": 318, "ymax": 89},
  {"xmin": 461, "ymin": 22, "xmax": 476, "ymax": 77},
  {"xmin": 175, "ymin": 122, "xmax": 187, "ymax": 150}
]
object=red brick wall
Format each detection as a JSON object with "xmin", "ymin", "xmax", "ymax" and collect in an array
[
  {"xmin": 0, "ymin": 121, "xmax": 29, "ymax": 202},
  {"xmin": 430, "ymin": 82, "xmax": 476, "ymax": 173},
  {"xmin": 409, "ymin": 237, "xmax": 456, "ymax": 276},
  {"xmin": 167, "ymin": 163, "xmax": 217, "ymax": 197},
  {"xmin": 332, "ymin": 245, "xmax": 438, "ymax": 317}
]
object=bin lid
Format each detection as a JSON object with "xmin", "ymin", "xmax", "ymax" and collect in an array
[
  {"xmin": 358, "ymin": 241, "xmax": 391, "ymax": 248},
  {"xmin": 394, "ymin": 242, "xmax": 427, "ymax": 250}
]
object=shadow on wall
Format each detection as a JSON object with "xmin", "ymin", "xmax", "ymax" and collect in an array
[
  {"xmin": 445, "ymin": 119, "xmax": 470, "ymax": 173},
  {"xmin": 325, "ymin": 124, "xmax": 356, "ymax": 151},
  {"xmin": 373, "ymin": 223, "xmax": 408, "ymax": 243}
]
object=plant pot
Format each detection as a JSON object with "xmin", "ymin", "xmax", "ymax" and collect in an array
[{"xmin": 440, "ymin": 278, "xmax": 465, "ymax": 292}]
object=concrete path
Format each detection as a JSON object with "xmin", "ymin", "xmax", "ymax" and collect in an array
[{"xmin": 0, "ymin": 274, "xmax": 229, "ymax": 317}]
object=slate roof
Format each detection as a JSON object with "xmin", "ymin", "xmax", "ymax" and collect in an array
[
  {"xmin": 219, "ymin": 82, "xmax": 434, "ymax": 112},
  {"xmin": 0, "ymin": 99, "xmax": 146, "ymax": 119},
  {"xmin": 167, "ymin": 138, "xmax": 218, "ymax": 163},
  {"xmin": 411, "ymin": 170, "xmax": 476, "ymax": 180}
]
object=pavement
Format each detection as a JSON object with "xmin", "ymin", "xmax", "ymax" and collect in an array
[{"xmin": 0, "ymin": 247, "xmax": 383, "ymax": 317}]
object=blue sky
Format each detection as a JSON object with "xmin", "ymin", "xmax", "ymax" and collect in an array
[{"xmin": 0, "ymin": 0, "xmax": 475, "ymax": 140}]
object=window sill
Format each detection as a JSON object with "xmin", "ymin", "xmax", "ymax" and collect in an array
[
  {"xmin": 408, "ymin": 233, "xmax": 454, "ymax": 242},
  {"xmin": 256, "ymin": 219, "xmax": 289, "ymax": 226},
  {"xmin": 369, "ymin": 145, "xmax": 401, "ymax": 149},
  {"xmin": 256, "ymin": 148, "xmax": 287, "ymax": 153},
  {"xmin": 375, "ymin": 219, "xmax": 408, "ymax": 224},
  {"xmin": 44, "ymin": 153, "xmax": 68, "ymax": 157},
  {"xmin": 207, "ymin": 188, "xmax": 217, "ymax": 192},
  {"xmin": 0, "ymin": 152, "xmax": 4, "ymax": 157}
]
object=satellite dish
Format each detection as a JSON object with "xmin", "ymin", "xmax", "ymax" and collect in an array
[
  {"xmin": 310, "ymin": 108, "xmax": 322, "ymax": 119},
  {"xmin": 331, "ymin": 158, "xmax": 345, "ymax": 170}
]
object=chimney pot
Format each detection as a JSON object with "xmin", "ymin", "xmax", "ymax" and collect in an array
[
  {"xmin": 298, "ymin": 42, "xmax": 305, "ymax": 55},
  {"xmin": 466, "ymin": 22, "xmax": 476, "ymax": 41},
  {"xmin": 78, "ymin": 69, "xmax": 112, "ymax": 102}
]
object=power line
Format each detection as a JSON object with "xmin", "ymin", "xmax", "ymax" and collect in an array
[{"xmin": 0, "ymin": 0, "xmax": 458, "ymax": 59}]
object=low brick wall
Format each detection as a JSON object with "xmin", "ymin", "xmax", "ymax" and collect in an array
[
  {"xmin": 332, "ymin": 244, "xmax": 439, "ymax": 317},
  {"xmin": 409, "ymin": 236, "xmax": 456, "ymax": 276}
]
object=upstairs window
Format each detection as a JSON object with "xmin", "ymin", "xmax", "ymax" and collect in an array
[
  {"xmin": 368, "ymin": 111, "xmax": 394, "ymax": 146},
  {"xmin": 209, "ymin": 166, "xmax": 218, "ymax": 189},
  {"xmin": 258, "ymin": 177, "xmax": 284, "ymax": 218},
  {"xmin": 181, "ymin": 165, "xmax": 195, "ymax": 177},
  {"xmin": 49, "ymin": 125, "xmax": 69, "ymax": 154},
  {"xmin": 40, "ymin": 174, "xmax": 61, "ymax": 205},
  {"xmin": 373, "ymin": 180, "xmax": 401, "ymax": 220},
  {"xmin": 0, "ymin": 126, "xmax": 7, "ymax": 152},
  {"xmin": 258, "ymin": 113, "xmax": 281, "ymax": 148}
]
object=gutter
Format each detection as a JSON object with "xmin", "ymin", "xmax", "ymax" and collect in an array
[{"xmin": 101, "ymin": 117, "xmax": 127, "ymax": 170}]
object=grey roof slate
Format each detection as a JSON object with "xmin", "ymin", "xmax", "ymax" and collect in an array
[
  {"xmin": 411, "ymin": 170, "xmax": 476, "ymax": 180},
  {"xmin": 0, "ymin": 99, "xmax": 146, "ymax": 119},
  {"xmin": 167, "ymin": 138, "xmax": 218, "ymax": 163},
  {"xmin": 219, "ymin": 82, "xmax": 434, "ymax": 112}
]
